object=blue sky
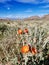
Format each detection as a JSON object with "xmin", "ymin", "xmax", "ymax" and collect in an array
[{"xmin": 0, "ymin": 0, "xmax": 49, "ymax": 18}]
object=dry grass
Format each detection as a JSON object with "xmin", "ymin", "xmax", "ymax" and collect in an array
[{"xmin": 0, "ymin": 19, "xmax": 49, "ymax": 65}]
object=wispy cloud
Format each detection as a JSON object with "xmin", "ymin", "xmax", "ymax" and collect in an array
[
  {"xmin": 38, "ymin": 9, "xmax": 49, "ymax": 13},
  {"xmin": 15, "ymin": 0, "xmax": 49, "ymax": 4},
  {"xmin": 43, "ymin": 0, "xmax": 49, "ymax": 3},
  {"xmin": 0, "ymin": 0, "xmax": 11, "ymax": 3},
  {"xmin": 15, "ymin": 0, "xmax": 41, "ymax": 4},
  {"xmin": 6, "ymin": 14, "xmax": 13, "ymax": 18},
  {"xmin": 24, "ymin": 9, "xmax": 33, "ymax": 12},
  {"xmin": 40, "ymin": 5, "xmax": 49, "ymax": 8},
  {"xmin": 38, "ymin": 4, "xmax": 49, "ymax": 9},
  {"xmin": 0, "ymin": 0, "xmax": 49, "ymax": 4},
  {"xmin": 2, "ymin": 14, "xmax": 16, "ymax": 18},
  {"xmin": 15, "ymin": 0, "xmax": 36, "ymax": 3}
]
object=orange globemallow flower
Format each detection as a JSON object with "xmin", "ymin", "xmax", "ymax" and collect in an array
[
  {"xmin": 21, "ymin": 45, "xmax": 29, "ymax": 53},
  {"xmin": 17, "ymin": 29, "xmax": 23, "ymax": 34},
  {"xmin": 24, "ymin": 28, "xmax": 28, "ymax": 33},
  {"xmin": 31, "ymin": 47, "xmax": 37, "ymax": 55}
]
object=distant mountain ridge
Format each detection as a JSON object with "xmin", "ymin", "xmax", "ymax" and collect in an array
[
  {"xmin": 24, "ymin": 16, "xmax": 40, "ymax": 21},
  {"xmin": 41, "ymin": 14, "xmax": 49, "ymax": 20},
  {"xmin": 24, "ymin": 14, "xmax": 49, "ymax": 21},
  {"xmin": 0, "ymin": 14, "xmax": 49, "ymax": 21}
]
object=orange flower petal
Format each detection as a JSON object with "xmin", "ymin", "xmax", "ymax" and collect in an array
[
  {"xmin": 31, "ymin": 47, "xmax": 37, "ymax": 55},
  {"xmin": 21, "ymin": 45, "xmax": 29, "ymax": 53},
  {"xmin": 24, "ymin": 29, "xmax": 28, "ymax": 33},
  {"xmin": 17, "ymin": 29, "xmax": 23, "ymax": 34}
]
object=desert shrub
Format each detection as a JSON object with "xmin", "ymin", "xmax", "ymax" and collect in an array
[{"xmin": 0, "ymin": 21, "xmax": 49, "ymax": 65}]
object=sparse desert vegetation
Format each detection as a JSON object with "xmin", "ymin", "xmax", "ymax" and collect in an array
[{"xmin": 0, "ymin": 15, "xmax": 49, "ymax": 65}]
